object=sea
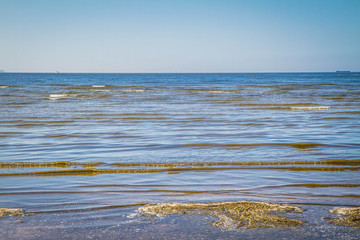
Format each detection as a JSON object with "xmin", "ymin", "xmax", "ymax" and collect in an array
[{"xmin": 0, "ymin": 73, "xmax": 359, "ymax": 239}]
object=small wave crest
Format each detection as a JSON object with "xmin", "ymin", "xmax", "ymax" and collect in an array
[
  {"xmin": 123, "ymin": 89, "xmax": 146, "ymax": 93},
  {"xmin": 49, "ymin": 93, "xmax": 68, "ymax": 100},
  {"xmin": 290, "ymin": 106, "xmax": 331, "ymax": 110}
]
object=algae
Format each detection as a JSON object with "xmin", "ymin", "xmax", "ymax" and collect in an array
[
  {"xmin": 0, "ymin": 208, "xmax": 25, "ymax": 218},
  {"xmin": 289, "ymin": 142, "xmax": 321, "ymax": 149},
  {"xmin": 0, "ymin": 165, "xmax": 358, "ymax": 177},
  {"xmin": 178, "ymin": 142, "xmax": 325, "ymax": 150},
  {"xmin": 137, "ymin": 201, "xmax": 304, "ymax": 230},
  {"xmin": 327, "ymin": 207, "xmax": 360, "ymax": 228},
  {"xmin": 0, "ymin": 159, "xmax": 359, "ymax": 177},
  {"xmin": 1, "ymin": 165, "xmax": 358, "ymax": 177},
  {"xmin": 0, "ymin": 161, "xmax": 101, "ymax": 168},
  {"xmin": 319, "ymin": 159, "xmax": 360, "ymax": 166},
  {"xmin": 111, "ymin": 159, "xmax": 360, "ymax": 167}
]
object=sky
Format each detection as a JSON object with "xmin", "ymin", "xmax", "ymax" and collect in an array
[{"xmin": 0, "ymin": 0, "xmax": 359, "ymax": 73}]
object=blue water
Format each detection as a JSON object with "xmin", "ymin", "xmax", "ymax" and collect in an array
[
  {"xmin": 0, "ymin": 73, "xmax": 359, "ymax": 239},
  {"xmin": 1, "ymin": 72, "xmax": 360, "ymax": 85}
]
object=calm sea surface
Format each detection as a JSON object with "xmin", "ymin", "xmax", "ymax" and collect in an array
[{"xmin": 0, "ymin": 73, "xmax": 359, "ymax": 239}]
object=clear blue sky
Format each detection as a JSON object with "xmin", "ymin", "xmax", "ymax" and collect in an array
[{"xmin": 0, "ymin": 0, "xmax": 359, "ymax": 72}]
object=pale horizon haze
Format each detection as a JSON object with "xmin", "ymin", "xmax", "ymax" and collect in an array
[{"xmin": 0, "ymin": 0, "xmax": 359, "ymax": 73}]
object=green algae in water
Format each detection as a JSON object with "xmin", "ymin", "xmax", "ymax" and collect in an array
[
  {"xmin": 136, "ymin": 201, "xmax": 305, "ymax": 230},
  {"xmin": 327, "ymin": 207, "xmax": 360, "ymax": 228}
]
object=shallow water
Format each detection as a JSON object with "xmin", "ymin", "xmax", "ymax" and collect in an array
[{"xmin": 0, "ymin": 73, "xmax": 359, "ymax": 239}]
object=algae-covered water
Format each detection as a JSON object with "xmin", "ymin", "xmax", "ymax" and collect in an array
[{"xmin": 0, "ymin": 73, "xmax": 359, "ymax": 239}]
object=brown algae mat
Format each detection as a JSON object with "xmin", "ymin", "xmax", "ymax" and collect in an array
[
  {"xmin": 0, "ymin": 208, "xmax": 25, "ymax": 218},
  {"xmin": 327, "ymin": 207, "xmax": 360, "ymax": 228},
  {"xmin": 136, "ymin": 201, "xmax": 305, "ymax": 230},
  {"xmin": 0, "ymin": 160, "xmax": 359, "ymax": 177},
  {"xmin": 0, "ymin": 161, "xmax": 101, "ymax": 168}
]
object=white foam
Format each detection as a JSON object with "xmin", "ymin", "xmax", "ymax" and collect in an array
[
  {"xmin": 209, "ymin": 90, "xmax": 228, "ymax": 94},
  {"xmin": 123, "ymin": 89, "xmax": 146, "ymax": 92},
  {"xmin": 50, "ymin": 93, "xmax": 68, "ymax": 98},
  {"xmin": 290, "ymin": 106, "xmax": 331, "ymax": 110},
  {"xmin": 92, "ymin": 85, "xmax": 106, "ymax": 88},
  {"xmin": 0, "ymin": 85, "xmax": 9, "ymax": 88},
  {"xmin": 49, "ymin": 93, "xmax": 68, "ymax": 100}
]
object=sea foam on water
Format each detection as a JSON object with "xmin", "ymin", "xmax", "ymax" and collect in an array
[
  {"xmin": 290, "ymin": 106, "xmax": 331, "ymax": 110},
  {"xmin": 49, "ymin": 93, "xmax": 68, "ymax": 100}
]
